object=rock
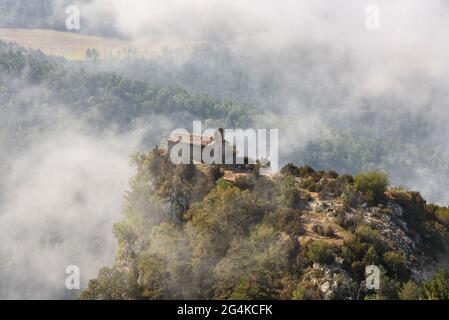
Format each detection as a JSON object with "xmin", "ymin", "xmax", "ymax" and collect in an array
[
  {"xmin": 335, "ymin": 256, "xmax": 344, "ymax": 265},
  {"xmin": 304, "ymin": 263, "xmax": 357, "ymax": 300}
]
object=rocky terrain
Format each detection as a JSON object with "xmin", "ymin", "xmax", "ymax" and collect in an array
[{"xmin": 81, "ymin": 152, "xmax": 449, "ymax": 300}]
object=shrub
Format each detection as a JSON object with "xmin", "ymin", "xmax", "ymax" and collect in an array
[
  {"xmin": 303, "ymin": 241, "xmax": 334, "ymax": 264},
  {"xmin": 80, "ymin": 267, "xmax": 138, "ymax": 300},
  {"xmin": 207, "ymin": 165, "xmax": 223, "ymax": 181},
  {"xmin": 342, "ymin": 184, "xmax": 359, "ymax": 208},
  {"xmin": 298, "ymin": 165, "xmax": 316, "ymax": 178},
  {"xmin": 317, "ymin": 179, "xmax": 339, "ymax": 199},
  {"xmin": 230, "ymin": 270, "xmax": 277, "ymax": 300},
  {"xmin": 382, "ymin": 251, "xmax": 410, "ymax": 281},
  {"xmin": 355, "ymin": 225, "xmax": 381, "ymax": 243},
  {"xmin": 364, "ymin": 271, "xmax": 400, "ymax": 300},
  {"xmin": 277, "ymin": 175, "xmax": 301, "ymax": 209},
  {"xmin": 234, "ymin": 175, "xmax": 255, "ymax": 190},
  {"xmin": 174, "ymin": 164, "xmax": 197, "ymax": 181},
  {"xmin": 326, "ymin": 170, "xmax": 339, "ymax": 179},
  {"xmin": 265, "ymin": 208, "xmax": 304, "ymax": 237},
  {"xmin": 113, "ymin": 221, "xmax": 137, "ymax": 243},
  {"xmin": 362, "ymin": 246, "xmax": 380, "ymax": 265},
  {"xmin": 435, "ymin": 207, "xmax": 449, "ymax": 227},
  {"xmin": 421, "ymin": 269, "xmax": 449, "ymax": 300},
  {"xmin": 386, "ymin": 188, "xmax": 412, "ymax": 203},
  {"xmin": 336, "ymin": 174, "xmax": 354, "ymax": 187},
  {"xmin": 292, "ymin": 282, "xmax": 321, "ymax": 300},
  {"xmin": 399, "ymin": 281, "xmax": 420, "ymax": 300},
  {"xmin": 216, "ymin": 177, "xmax": 233, "ymax": 189},
  {"xmin": 422, "ymin": 221, "xmax": 447, "ymax": 255},
  {"xmin": 312, "ymin": 224, "xmax": 337, "ymax": 238},
  {"xmin": 354, "ymin": 171, "xmax": 389, "ymax": 205},
  {"xmin": 280, "ymin": 163, "xmax": 300, "ymax": 176},
  {"xmin": 355, "ymin": 225, "xmax": 387, "ymax": 254},
  {"xmin": 335, "ymin": 211, "xmax": 361, "ymax": 232}
]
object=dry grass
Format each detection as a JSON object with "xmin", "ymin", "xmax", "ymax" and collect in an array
[{"xmin": 0, "ymin": 28, "xmax": 189, "ymax": 60}]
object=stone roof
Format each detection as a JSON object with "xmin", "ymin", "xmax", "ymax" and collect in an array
[{"xmin": 168, "ymin": 133, "xmax": 215, "ymax": 146}]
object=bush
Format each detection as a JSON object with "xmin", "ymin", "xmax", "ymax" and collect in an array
[
  {"xmin": 216, "ymin": 177, "xmax": 233, "ymax": 189},
  {"xmin": 354, "ymin": 171, "xmax": 389, "ymax": 205},
  {"xmin": 312, "ymin": 224, "xmax": 337, "ymax": 238},
  {"xmin": 421, "ymin": 269, "xmax": 449, "ymax": 300},
  {"xmin": 317, "ymin": 179, "xmax": 339, "ymax": 199},
  {"xmin": 292, "ymin": 282, "xmax": 321, "ymax": 300},
  {"xmin": 174, "ymin": 164, "xmax": 197, "ymax": 181},
  {"xmin": 364, "ymin": 271, "xmax": 400, "ymax": 300},
  {"xmin": 335, "ymin": 211, "xmax": 361, "ymax": 232},
  {"xmin": 265, "ymin": 208, "xmax": 304, "ymax": 237},
  {"xmin": 303, "ymin": 241, "xmax": 334, "ymax": 264},
  {"xmin": 355, "ymin": 225, "xmax": 387, "ymax": 254},
  {"xmin": 399, "ymin": 281, "xmax": 420, "ymax": 300},
  {"xmin": 326, "ymin": 170, "xmax": 339, "ymax": 179},
  {"xmin": 336, "ymin": 174, "xmax": 354, "ymax": 187},
  {"xmin": 80, "ymin": 267, "xmax": 138, "ymax": 300},
  {"xmin": 386, "ymin": 188, "xmax": 412, "ymax": 203},
  {"xmin": 230, "ymin": 270, "xmax": 277, "ymax": 300},
  {"xmin": 435, "ymin": 207, "xmax": 449, "ymax": 227},
  {"xmin": 298, "ymin": 165, "xmax": 316, "ymax": 178},
  {"xmin": 234, "ymin": 175, "xmax": 255, "ymax": 190},
  {"xmin": 277, "ymin": 175, "xmax": 301, "ymax": 209},
  {"xmin": 280, "ymin": 163, "xmax": 300, "ymax": 176},
  {"xmin": 382, "ymin": 251, "xmax": 410, "ymax": 281},
  {"xmin": 362, "ymin": 246, "xmax": 380, "ymax": 265},
  {"xmin": 422, "ymin": 221, "xmax": 447, "ymax": 255},
  {"xmin": 342, "ymin": 184, "xmax": 359, "ymax": 208},
  {"xmin": 207, "ymin": 165, "xmax": 223, "ymax": 181}
]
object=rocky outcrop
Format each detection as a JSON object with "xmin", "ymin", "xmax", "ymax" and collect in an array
[{"xmin": 302, "ymin": 262, "xmax": 358, "ymax": 300}]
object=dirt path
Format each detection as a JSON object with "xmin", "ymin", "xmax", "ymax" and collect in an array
[{"xmin": 298, "ymin": 190, "xmax": 353, "ymax": 246}]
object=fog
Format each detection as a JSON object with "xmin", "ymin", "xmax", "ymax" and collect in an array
[
  {"xmin": 0, "ymin": 128, "xmax": 130, "ymax": 298},
  {"xmin": 0, "ymin": 100, "xmax": 172, "ymax": 298},
  {"xmin": 1, "ymin": 0, "xmax": 449, "ymax": 299},
  {"xmin": 83, "ymin": 0, "xmax": 449, "ymax": 202}
]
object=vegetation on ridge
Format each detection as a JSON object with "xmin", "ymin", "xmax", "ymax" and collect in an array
[{"xmin": 81, "ymin": 149, "xmax": 449, "ymax": 300}]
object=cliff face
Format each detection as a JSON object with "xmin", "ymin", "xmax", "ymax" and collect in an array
[{"xmin": 81, "ymin": 150, "xmax": 449, "ymax": 300}]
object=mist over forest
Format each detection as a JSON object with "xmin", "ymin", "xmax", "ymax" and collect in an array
[{"xmin": 1, "ymin": 0, "xmax": 449, "ymax": 299}]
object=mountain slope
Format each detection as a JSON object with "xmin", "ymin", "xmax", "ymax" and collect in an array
[{"xmin": 81, "ymin": 149, "xmax": 449, "ymax": 300}]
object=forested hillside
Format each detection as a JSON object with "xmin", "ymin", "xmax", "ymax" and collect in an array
[
  {"xmin": 80, "ymin": 43, "xmax": 449, "ymax": 204},
  {"xmin": 2, "ymin": 0, "xmax": 449, "ymax": 302},
  {"xmin": 1, "ymin": 40, "xmax": 449, "ymax": 299},
  {"xmin": 0, "ymin": 41, "xmax": 249, "ymax": 298},
  {"xmin": 0, "ymin": 42, "xmax": 248, "ymax": 127},
  {"xmin": 2, "ymin": 40, "xmax": 449, "ymax": 204},
  {"xmin": 0, "ymin": 41, "xmax": 249, "ymax": 174},
  {"xmin": 81, "ymin": 150, "xmax": 449, "ymax": 300}
]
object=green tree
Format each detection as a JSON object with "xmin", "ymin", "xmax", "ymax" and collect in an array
[
  {"xmin": 80, "ymin": 267, "xmax": 138, "ymax": 300},
  {"xmin": 277, "ymin": 175, "xmax": 301, "ymax": 209}
]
